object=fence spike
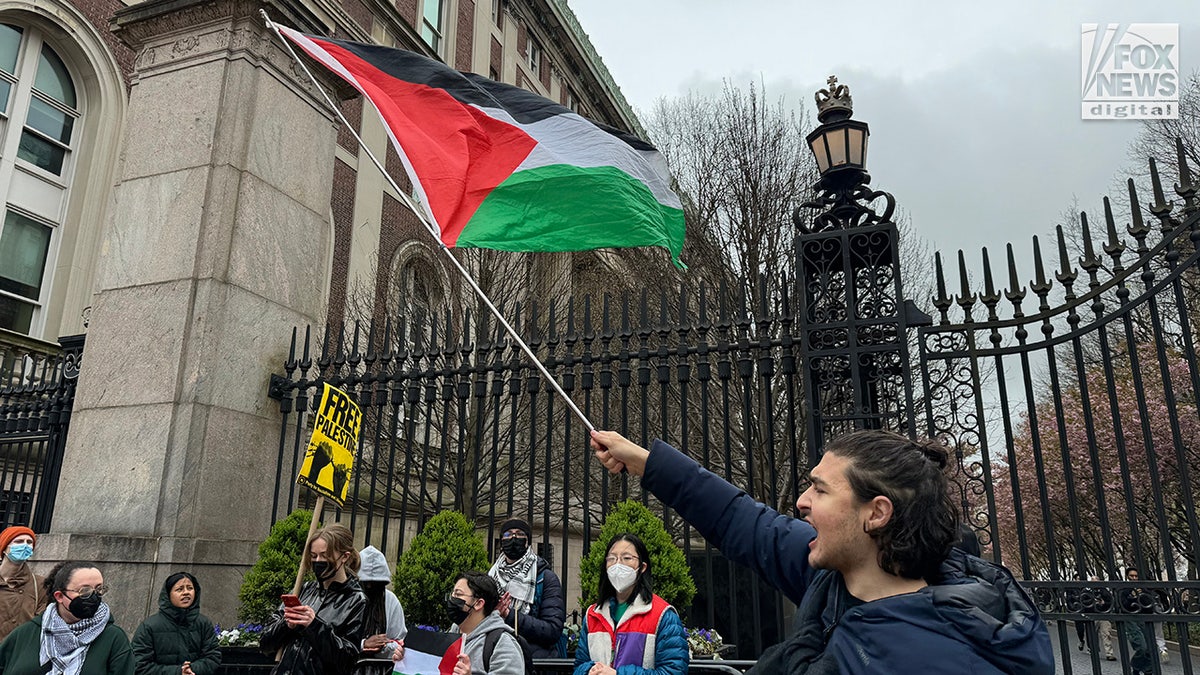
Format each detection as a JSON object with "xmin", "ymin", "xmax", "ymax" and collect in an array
[
  {"xmin": 1055, "ymin": 225, "xmax": 1077, "ymax": 286},
  {"xmin": 1148, "ymin": 157, "xmax": 1172, "ymax": 222},
  {"xmin": 718, "ymin": 277, "xmax": 730, "ymax": 323},
  {"xmin": 1004, "ymin": 243, "xmax": 1025, "ymax": 317},
  {"xmin": 1127, "ymin": 178, "xmax": 1151, "ymax": 247},
  {"xmin": 1175, "ymin": 137, "xmax": 1198, "ymax": 212},
  {"xmin": 382, "ymin": 316, "xmax": 393, "ymax": 359},
  {"xmin": 955, "ymin": 250, "xmax": 976, "ymax": 315},
  {"xmin": 566, "ymin": 296, "xmax": 577, "ymax": 339},
  {"xmin": 933, "ymin": 252, "xmax": 951, "ymax": 323},
  {"xmin": 301, "ymin": 325, "xmax": 312, "ymax": 367},
  {"xmin": 286, "ymin": 326, "xmax": 298, "ymax": 369},
  {"xmin": 365, "ymin": 318, "xmax": 377, "ymax": 361},
  {"xmin": 1079, "ymin": 212, "xmax": 1102, "ymax": 273}
]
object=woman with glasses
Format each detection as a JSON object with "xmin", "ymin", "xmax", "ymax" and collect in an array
[
  {"xmin": 0, "ymin": 560, "xmax": 135, "ymax": 674},
  {"xmin": 259, "ymin": 524, "xmax": 366, "ymax": 675},
  {"xmin": 573, "ymin": 534, "xmax": 687, "ymax": 675},
  {"xmin": 131, "ymin": 572, "xmax": 221, "ymax": 675},
  {"xmin": 0, "ymin": 525, "xmax": 47, "ymax": 643},
  {"xmin": 487, "ymin": 518, "xmax": 565, "ymax": 658}
]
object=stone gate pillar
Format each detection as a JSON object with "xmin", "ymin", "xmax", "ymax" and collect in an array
[{"xmin": 37, "ymin": 0, "xmax": 341, "ymax": 629}]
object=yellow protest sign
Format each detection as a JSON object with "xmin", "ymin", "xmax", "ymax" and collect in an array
[{"xmin": 297, "ymin": 383, "xmax": 361, "ymax": 506}]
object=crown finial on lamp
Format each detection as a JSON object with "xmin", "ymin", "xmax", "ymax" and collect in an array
[{"xmin": 814, "ymin": 75, "xmax": 853, "ymax": 122}]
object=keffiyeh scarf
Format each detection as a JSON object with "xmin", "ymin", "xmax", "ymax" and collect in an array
[
  {"xmin": 40, "ymin": 602, "xmax": 110, "ymax": 675},
  {"xmin": 489, "ymin": 548, "xmax": 538, "ymax": 614}
]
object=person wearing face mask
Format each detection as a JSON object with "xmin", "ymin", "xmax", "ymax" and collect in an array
[
  {"xmin": 487, "ymin": 518, "xmax": 565, "ymax": 658},
  {"xmin": 259, "ymin": 524, "xmax": 367, "ymax": 675},
  {"xmin": 130, "ymin": 572, "xmax": 221, "ymax": 675},
  {"xmin": 0, "ymin": 525, "xmax": 46, "ymax": 642},
  {"xmin": 443, "ymin": 571, "xmax": 525, "ymax": 675},
  {"xmin": 354, "ymin": 546, "xmax": 406, "ymax": 675},
  {"xmin": 573, "ymin": 534, "xmax": 687, "ymax": 675},
  {"xmin": 0, "ymin": 560, "xmax": 135, "ymax": 674}
]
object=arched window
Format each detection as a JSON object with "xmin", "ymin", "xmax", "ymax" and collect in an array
[
  {"xmin": 389, "ymin": 245, "xmax": 449, "ymax": 347},
  {"xmin": 0, "ymin": 22, "xmax": 82, "ymax": 336}
]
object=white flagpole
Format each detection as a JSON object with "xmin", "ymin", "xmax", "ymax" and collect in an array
[{"xmin": 261, "ymin": 11, "xmax": 596, "ymax": 433}]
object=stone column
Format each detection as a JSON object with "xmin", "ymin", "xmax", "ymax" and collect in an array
[{"xmin": 37, "ymin": 0, "xmax": 343, "ymax": 630}]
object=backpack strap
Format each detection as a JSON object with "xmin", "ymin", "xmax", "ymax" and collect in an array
[{"xmin": 483, "ymin": 628, "xmax": 501, "ymax": 671}]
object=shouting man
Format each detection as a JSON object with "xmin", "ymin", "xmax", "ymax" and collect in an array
[{"xmin": 590, "ymin": 429, "xmax": 1052, "ymax": 674}]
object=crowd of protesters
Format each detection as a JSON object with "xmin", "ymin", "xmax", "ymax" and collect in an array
[{"xmin": 5, "ymin": 429, "xmax": 1189, "ymax": 674}]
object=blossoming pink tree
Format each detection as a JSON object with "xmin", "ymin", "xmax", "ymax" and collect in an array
[{"xmin": 992, "ymin": 342, "xmax": 1200, "ymax": 581}]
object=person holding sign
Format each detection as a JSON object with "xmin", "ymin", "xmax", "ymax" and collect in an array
[{"xmin": 259, "ymin": 524, "xmax": 367, "ymax": 675}]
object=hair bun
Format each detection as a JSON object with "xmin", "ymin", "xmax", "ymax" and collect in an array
[{"xmin": 915, "ymin": 439, "xmax": 950, "ymax": 469}]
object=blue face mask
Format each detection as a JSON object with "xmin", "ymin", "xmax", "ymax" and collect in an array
[{"xmin": 7, "ymin": 543, "xmax": 33, "ymax": 563}]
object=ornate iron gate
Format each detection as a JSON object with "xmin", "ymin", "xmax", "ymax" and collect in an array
[
  {"xmin": 918, "ymin": 150, "xmax": 1199, "ymax": 673},
  {"xmin": 0, "ymin": 334, "xmax": 83, "ymax": 532}
]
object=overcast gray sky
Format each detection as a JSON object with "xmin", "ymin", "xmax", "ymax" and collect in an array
[{"xmin": 566, "ymin": 0, "xmax": 1198, "ymax": 281}]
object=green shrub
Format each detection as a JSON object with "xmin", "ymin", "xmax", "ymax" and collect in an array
[
  {"xmin": 394, "ymin": 511, "xmax": 490, "ymax": 628},
  {"xmin": 579, "ymin": 500, "xmax": 696, "ymax": 611},
  {"xmin": 237, "ymin": 509, "xmax": 314, "ymax": 623}
]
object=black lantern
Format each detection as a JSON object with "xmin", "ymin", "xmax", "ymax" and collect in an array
[{"xmin": 806, "ymin": 76, "xmax": 869, "ymax": 190}]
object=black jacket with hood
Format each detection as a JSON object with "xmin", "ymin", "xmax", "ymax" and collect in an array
[
  {"xmin": 259, "ymin": 576, "xmax": 367, "ymax": 675},
  {"xmin": 131, "ymin": 573, "xmax": 222, "ymax": 675}
]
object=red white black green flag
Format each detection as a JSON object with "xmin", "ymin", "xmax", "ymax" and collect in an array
[{"xmin": 277, "ymin": 27, "xmax": 686, "ymax": 267}]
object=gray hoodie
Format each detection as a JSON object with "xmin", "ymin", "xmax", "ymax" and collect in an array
[
  {"xmin": 460, "ymin": 611, "xmax": 524, "ymax": 675},
  {"xmin": 358, "ymin": 546, "xmax": 408, "ymax": 650}
]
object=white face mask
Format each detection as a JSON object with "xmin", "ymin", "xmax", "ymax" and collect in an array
[{"xmin": 606, "ymin": 563, "xmax": 638, "ymax": 594}]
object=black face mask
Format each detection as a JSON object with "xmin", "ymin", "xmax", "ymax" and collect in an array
[
  {"xmin": 362, "ymin": 581, "xmax": 386, "ymax": 595},
  {"xmin": 445, "ymin": 596, "xmax": 471, "ymax": 626},
  {"xmin": 312, "ymin": 560, "xmax": 339, "ymax": 582},
  {"xmin": 67, "ymin": 593, "xmax": 102, "ymax": 620},
  {"xmin": 501, "ymin": 537, "xmax": 528, "ymax": 560}
]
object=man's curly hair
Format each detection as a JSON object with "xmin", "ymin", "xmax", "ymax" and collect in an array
[{"xmin": 824, "ymin": 430, "xmax": 958, "ymax": 580}]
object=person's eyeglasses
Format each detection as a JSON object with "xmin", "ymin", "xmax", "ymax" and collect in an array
[
  {"xmin": 66, "ymin": 584, "xmax": 109, "ymax": 599},
  {"xmin": 605, "ymin": 554, "xmax": 639, "ymax": 565},
  {"xmin": 501, "ymin": 531, "xmax": 528, "ymax": 540},
  {"xmin": 447, "ymin": 591, "xmax": 476, "ymax": 603}
]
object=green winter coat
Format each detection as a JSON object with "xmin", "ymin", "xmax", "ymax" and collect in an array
[
  {"xmin": 131, "ymin": 574, "xmax": 221, "ymax": 675},
  {"xmin": 0, "ymin": 610, "xmax": 134, "ymax": 675}
]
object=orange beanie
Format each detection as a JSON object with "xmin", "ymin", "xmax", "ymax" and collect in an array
[{"xmin": 0, "ymin": 526, "xmax": 35, "ymax": 553}]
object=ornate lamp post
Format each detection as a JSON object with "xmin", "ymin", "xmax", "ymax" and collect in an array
[{"xmin": 794, "ymin": 76, "xmax": 929, "ymax": 463}]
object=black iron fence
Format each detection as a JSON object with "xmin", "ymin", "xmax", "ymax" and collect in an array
[
  {"xmin": 266, "ymin": 146, "xmax": 1200, "ymax": 669},
  {"xmin": 0, "ymin": 334, "xmax": 82, "ymax": 532},
  {"xmin": 268, "ymin": 280, "xmax": 803, "ymax": 656},
  {"xmin": 919, "ymin": 149, "xmax": 1200, "ymax": 673}
]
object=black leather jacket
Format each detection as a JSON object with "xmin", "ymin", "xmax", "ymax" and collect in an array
[{"xmin": 260, "ymin": 577, "xmax": 367, "ymax": 675}]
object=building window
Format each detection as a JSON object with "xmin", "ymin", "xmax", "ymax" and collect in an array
[
  {"xmin": 565, "ymin": 88, "xmax": 579, "ymax": 113},
  {"xmin": 0, "ymin": 23, "xmax": 81, "ymax": 336},
  {"xmin": 390, "ymin": 250, "xmax": 446, "ymax": 347},
  {"xmin": 527, "ymin": 38, "xmax": 540, "ymax": 77},
  {"xmin": 420, "ymin": 0, "xmax": 443, "ymax": 53},
  {"xmin": 491, "ymin": 0, "xmax": 502, "ymax": 26}
]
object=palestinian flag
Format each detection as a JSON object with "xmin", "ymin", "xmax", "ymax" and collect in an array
[{"xmin": 277, "ymin": 26, "xmax": 686, "ymax": 267}]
